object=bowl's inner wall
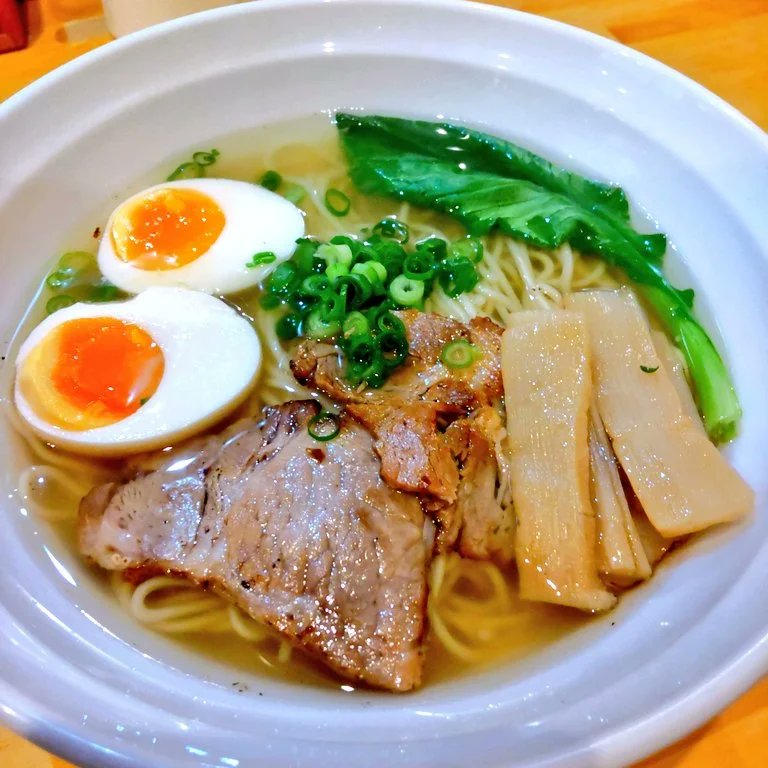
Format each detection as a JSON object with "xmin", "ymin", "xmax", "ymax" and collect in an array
[{"xmin": 0, "ymin": 3, "xmax": 767, "ymax": 767}]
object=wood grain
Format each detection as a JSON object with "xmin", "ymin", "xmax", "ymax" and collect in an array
[{"xmin": 0, "ymin": 0, "xmax": 766, "ymax": 766}]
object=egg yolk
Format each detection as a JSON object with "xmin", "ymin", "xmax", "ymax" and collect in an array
[
  {"xmin": 18, "ymin": 317, "xmax": 165, "ymax": 431},
  {"xmin": 110, "ymin": 187, "xmax": 225, "ymax": 271}
]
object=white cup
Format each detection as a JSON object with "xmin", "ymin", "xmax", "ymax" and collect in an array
[{"xmin": 102, "ymin": 0, "xmax": 248, "ymax": 37}]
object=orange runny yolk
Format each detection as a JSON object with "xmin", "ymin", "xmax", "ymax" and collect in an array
[
  {"xmin": 19, "ymin": 317, "xmax": 165, "ymax": 431},
  {"xmin": 110, "ymin": 187, "xmax": 225, "ymax": 271}
]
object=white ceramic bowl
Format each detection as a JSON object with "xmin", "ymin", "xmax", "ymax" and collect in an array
[{"xmin": 1, "ymin": 1, "xmax": 767, "ymax": 766}]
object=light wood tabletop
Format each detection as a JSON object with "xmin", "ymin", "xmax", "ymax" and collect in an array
[{"xmin": 1, "ymin": 1, "xmax": 767, "ymax": 766}]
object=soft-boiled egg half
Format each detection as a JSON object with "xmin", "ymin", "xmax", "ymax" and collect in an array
[
  {"xmin": 98, "ymin": 179, "xmax": 304, "ymax": 295},
  {"xmin": 14, "ymin": 287, "xmax": 261, "ymax": 455}
]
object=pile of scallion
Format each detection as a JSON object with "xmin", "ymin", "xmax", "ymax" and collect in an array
[
  {"xmin": 45, "ymin": 251, "xmax": 122, "ymax": 315},
  {"xmin": 257, "ymin": 219, "xmax": 484, "ymax": 388}
]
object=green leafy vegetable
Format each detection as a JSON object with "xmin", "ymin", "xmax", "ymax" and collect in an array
[{"xmin": 336, "ymin": 113, "xmax": 741, "ymax": 441}]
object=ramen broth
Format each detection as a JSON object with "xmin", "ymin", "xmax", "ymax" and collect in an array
[{"xmin": 2, "ymin": 114, "xmax": 623, "ymax": 691}]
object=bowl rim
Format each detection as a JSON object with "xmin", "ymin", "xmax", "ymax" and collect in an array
[{"xmin": 1, "ymin": 1, "xmax": 767, "ymax": 766}]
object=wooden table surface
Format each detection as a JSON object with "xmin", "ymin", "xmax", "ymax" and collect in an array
[{"xmin": 1, "ymin": 0, "xmax": 767, "ymax": 766}]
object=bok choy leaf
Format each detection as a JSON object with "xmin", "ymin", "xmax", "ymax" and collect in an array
[{"xmin": 336, "ymin": 113, "xmax": 740, "ymax": 442}]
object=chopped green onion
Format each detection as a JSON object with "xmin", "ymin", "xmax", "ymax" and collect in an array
[
  {"xmin": 402, "ymin": 251, "xmax": 436, "ymax": 281},
  {"xmin": 440, "ymin": 339, "xmax": 477, "ymax": 369},
  {"xmin": 293, "ymin": 238, "xmax": 320, "ymax": 272},
  {"xmin": 373, "ymin": 217, "xmax": 409, "ymax": 244},
  {"xmin": 640, "ymin": 365, "xmax": 659, "ymax": 373},
  {"xmin": 308, "ymin": 411, "xmax": 341, "ymax": 442},
  {"xmin": 276, "ymin": 313, "xmax": 302, "ymax": 341},
  {"xmin": 260, "ymin": 293, "xmax": 282, "ymax": 310},
  {"xmin": 343, "ymin": 335, "xmax": 384, "ymax": 386},
  {"xmin": 58, "ymin": 251, "xmax": 96, "ymax": 274},
  {"xmin": 352, "ymin": 261, "xmax": 386, "ymax": 290},
  {"xmin": 330, "ymin": 235, "xmax": 361, "ymax": 255},
  {"xmin": 46, "ymin": 295, "xmax": 76, "ymax": 314},
  {"xmin": 267, "ymin": 262, "xmax": 298, "ymax": 295},
  {"xmin": 167, "ymin": 161, "xmax": 203, "ymax": 182},
  {"xmin": 283, "ymin": 182, "xmax": 306, "ymax": 205},
  {"xmin": 415, "ymin": 237, "xmax": 448, "ymax": 261},
  {"xmin": 375, "ymin": 309, "xmax": 405, "ymax": 336},
  {"xmin": 317, "ymin": 243, "xmax": 353, "ymax": 268},
  {"xmin": 319, "ymin": 291, "xmax": 345, "ymax": 322},
  {"xmin": 389, "ymin": 274, "xmax": 425, "ymax": 306},
  {"xmin": 343, "ymin": 311, "xmax": 370, "ymax": 338},
  {"xmin": 301, "ymin": 274, "xmax": 331, "ymax": 296},
  {"xmin": 305, "ymin": 308, "xmax": 342, "ymax": 339},
  {"xmin": 450, "ymin": 237, "xmax": 484, "ymax": 264},
  {"xmin": 88, "ymin": 284, "xmax": 119, "ymax": 302},
  {"xmin": 438, "ymin": 256, "xmax": 480, "ymax": 298},
  {"xmin": 326, "ymin": 262, "xmax": 350, "ymax": 283},
  {"xmin": 379, "ymin": 330, "xmax": 409, "ymax": 369},
  {"xmin": 46, "ymin": 269, "xmax": 76, "ymax": 290},
  {"xmin": 192, "ymin": 149, "xmax": 220, "ymax": 166},
  {"xmin": 324, "ymin": 188, "xmax": 351, "ymax": 217},
  {"xmin": 260, "ymin": 170, "xmax": 282, "ymax": 191},
  {"xmin": 247, "ymin": 251, "xmax": 277, "ymax": 268},
  {"xmin": 335, "ymin": 274, "xmax": 373, "ymax": 308},
  {"xmin": 288, "ymin": 292, "xmax": 318, "ymax": 314}
]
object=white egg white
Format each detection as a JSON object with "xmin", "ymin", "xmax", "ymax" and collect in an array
[
  {"xmin": 98, "ymin": 179, "xmax": 304, "ymax": 295},
  {"xmin": 14, "ymin": 287, "xmax": 261, "ymax": 456}
]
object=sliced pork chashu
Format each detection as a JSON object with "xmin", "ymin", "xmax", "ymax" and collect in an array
[
  {"xmin": 567, "ymin": 288, "xmax": 753, "ymax": 538},
  {"xmin": 79, "ymin": 401, "xmax": 429, "ymax": 692},
  {"xmin": 291, "ymin": 310, "xmax": 513, "ymax": 562},
  {"xmin": 501, "ymin": 311, "xmax": 617, "ymax": 612}
]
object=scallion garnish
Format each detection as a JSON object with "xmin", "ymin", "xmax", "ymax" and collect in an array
[
  {"xmin": 260, "ymin": 170, "xmax": 282, "ymax": 191},
  {"xmin": 88, "ymin": 283, "xmax": 119, "ymax": 302},
  {"xmin": 247, "ymin": 251, "xmax": 278, "ymax": 268},
  {"xmin": 261, "ymin": 227, "xmax": 482, "ymax": 388},
  {"xmin": 450, "ymin": 237, "xmax": 484, "ymax": 264},
  {"xmin": 167, "ymin": 161, "xmax": 204, "ymax": 182},
  {"xmin": 192, "ymin": 149, "xmax": 220, "ymax": 166},
  {"xmin": 308, "ymin": 411, "xmax": 341, "ymax": 442},
  {"xmin": 343, "ymin": 311, "xmax": 370, "ymax": 338},
  {"xmin": 440, "ymin": 339, "xmax": 477, "ymax": 369},
  {"xmin": 283, "ymin": 183, "xmax": 306, "ymax": 205},
  {"xmin": 46, "ymin": 295, "xmax": 76, "ymax": 314},
  {"xmin": 640, "ymin": 365, "xmax": 659, "ymax": 373},
  {"xmin": 388, "ymin": 274, "xmax": 424, "ymax": 307},
  {"xmin": 167, "ymin": 149, "xmax": 219, "ymax": 182},
  {"xmin": 373, "ymin": 217, "xmax": 409, "ymax": 244},
  {"xmin": 324, "ymin": 188, "xmax": 351, "ymax": 217},
  {"xmin": 276, "ymin": 313, "xmax": 302, "ymax": 341}
]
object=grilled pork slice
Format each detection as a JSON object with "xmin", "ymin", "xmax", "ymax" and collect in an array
[
  {"xmin": 445, "ymin": 407, "xmax": 515, "ymax": 565},
  {"xmin": 502, "ymin": 311, "xmax": 617, "ymax": 612},
  {"xmin": 291, "ymin": 310, "xmax": 506, "ymax": 556},
  {"xmin": 567, "ymin": 288, "xmax": 753, "ymax": 538},
  {"xmin": 79, "ymin": 401, "xmax": 429, "ymax": 692},
  {"xmin": 290, "ymin": 310, "xmax": 503, "ymax": 411},
  {"xmin": 588, "ymin": 403, "xmax": 651, "ymax": 586}
]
